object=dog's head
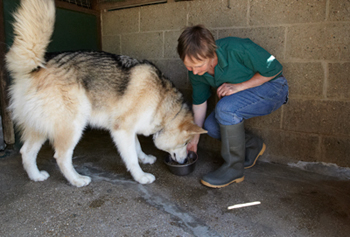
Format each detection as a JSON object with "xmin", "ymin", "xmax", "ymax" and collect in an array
[{"xmin": 153, "ymin": 110, "xmax": 207, "ymax": 163}]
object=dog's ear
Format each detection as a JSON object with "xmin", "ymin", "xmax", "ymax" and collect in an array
[{"xmin": 185, "ymin": 123, "xmax": 207, "ymax": 135}]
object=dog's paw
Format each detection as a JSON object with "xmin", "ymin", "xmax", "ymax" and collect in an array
[
  {"xmin": 136, "ymin": 173, "xmax": 155, "ymax": 184},
  {"xmin": 139, "ymin": 154, "xmax": 157, "ymax": 164},
  {"xmin": 71, "ymin": 175, "xmax": 91, "ymax": 187},
  {"xmin": 30, "ymin": 170, "xmax": 50, "ymax": 182}
]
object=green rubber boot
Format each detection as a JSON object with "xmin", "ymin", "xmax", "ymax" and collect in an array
[
  {"xmin": 201, "ymin": 121, "xmax": 245, "ymax": 188},
  {"xmin": 244, "ymin": 132, "xmax": 266, "ymax": 169}
]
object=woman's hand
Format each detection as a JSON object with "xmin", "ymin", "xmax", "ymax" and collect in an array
[
  {"xmin": 217, "ymin": 83, "xmax": 242, "ymax": 99},
  {"xmin": 217, "ymin": 72, "xmax": 282, "ymax": 99},
  {"xmin": 187, "ymin": 134, "xmax": 200, "ymax": 153}
]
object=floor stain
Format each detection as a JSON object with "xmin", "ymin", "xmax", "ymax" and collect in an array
[{"xmin": 89, "ymin": 198, "xmax": 106, "ymax": 208}]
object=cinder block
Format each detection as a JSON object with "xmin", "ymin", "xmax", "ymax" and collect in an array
[
  {"xmin": 286, "ymin": 23, "xmax": 350, "ymax": 60},
  {"xmin": 282, "ymin": 99, "xmax": 350, "ymax": 136},
  {"xmin": 101, "ymin": 8, "xmax": 139, "ymax": 35},
  {"xmin": 327, "ymin": 63, "xmax": 350, "ymax": 99},
  {"xmin": 201, "ymin": 128, "xmax": 321, "ymax": 164},
  {"xmin": 322, "ymin": 136, "xmax": 350, "ymax": 167},
  {"xmin": 188, "ymin": 0, "xmax": 248, "ymax": 28},
  {"xmin": 218, "ymin": 27, "xmax": 285, "ymax": 59},
  {"xmin": 252, "ymin": 129, "xmax": 320, "ymax": 164},
  {"xmin": 102, "ymin": 35, "xmax": 121, "ymax": 55},
  {"xmin": 282, "ymin": 62, "xmax": 324, "ymax": 98},
  {"xmin": 121, "ymin": 32, "xmax": 163, "ymax": 60},
  {"xmin": 140, "ymin": 2, "xmax": 187, "ymax": 31},
  {"xmin": 329, "ymin": 0, "xmax": 350, "ymax": 21},
  {"xmin": 164, "ymin": 30, "xmax": 181, "ymax": 59},
  {"xmin": 245, "ymin": 109, "xmax": 283, "ymax": 130},
  {"xmin": 249, "ymin": 0, "xmax": 326, "ymax": 25},
  {"xmin": 152, "ymin": 59, "xmax": 189, "ymax": 89}
]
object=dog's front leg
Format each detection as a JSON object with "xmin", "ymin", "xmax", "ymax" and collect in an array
[
  {"xmin": 135, "ymin": 136, "xmax": 156, "ymax": 164},
  {"xmin": 111, "ymin": 130, "xmax": 155, "ymax": 184}
]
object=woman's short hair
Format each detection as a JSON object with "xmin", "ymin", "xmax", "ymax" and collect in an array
[{"xmin": 177, "ymin": 25, "xmax": 216, "ymax": 62}]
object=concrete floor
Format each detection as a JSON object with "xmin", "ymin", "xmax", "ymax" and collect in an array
[{"xmin": 1, "ymin": 129, "xmax": 350, "ymax": 237}]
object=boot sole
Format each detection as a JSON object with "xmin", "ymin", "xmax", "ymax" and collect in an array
[
  {"xmin": 200, "ymin": 176, "xmax": 245, "ymax": 188},
  {"xmin": 245, "ymin": 143, "xmax": 266, "ymax": 169}
]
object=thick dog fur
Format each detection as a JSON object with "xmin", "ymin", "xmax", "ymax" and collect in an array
[{"xmin": 6, "ymin": 0, "xmax": 206, "ymax": 187}]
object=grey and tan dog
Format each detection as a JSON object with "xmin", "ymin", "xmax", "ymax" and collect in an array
[{"xmin": 6, "ymin": 0, "xmax": 206, "ymax": 187}]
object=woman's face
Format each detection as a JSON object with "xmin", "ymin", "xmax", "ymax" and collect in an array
[{"xmin": 183, "ymin": 55, "xmax": 211, "ymax": 76}]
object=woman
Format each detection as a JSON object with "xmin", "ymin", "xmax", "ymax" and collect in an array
[{"xmin": 177, "ymin": 25, "xmax": 288, "ymax": 188}]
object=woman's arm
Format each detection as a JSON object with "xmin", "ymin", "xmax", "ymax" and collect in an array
[
  {"xmin": 187, "ymin": 101, "xmax": 207, "ymax": 153},
  {"xmin": 217, "ymin": 71, "xmax": 282, "ymax": 99}
]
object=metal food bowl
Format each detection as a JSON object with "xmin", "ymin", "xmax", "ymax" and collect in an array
[{"xmin": 164, "ymin": 151, "xmax": 198, "ymax": 176}]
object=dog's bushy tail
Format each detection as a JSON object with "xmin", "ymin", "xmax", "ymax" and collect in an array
[{"xmin": 6, "ymin": 0, "xmax": 55, "ymax": 78}]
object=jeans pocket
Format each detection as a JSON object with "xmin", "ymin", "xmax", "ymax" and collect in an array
[
  {"xmin": 271, "ymin": 79, "xmax": 289, "ymax": 112},
  {"xmin": 263, "ymin": 77, "xmax": 288, "ymax": 101}
]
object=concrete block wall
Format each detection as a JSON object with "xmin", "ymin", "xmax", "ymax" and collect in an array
[{"xmin": 101, "ymin": 0, "xmax": 350, "ymax": 167}]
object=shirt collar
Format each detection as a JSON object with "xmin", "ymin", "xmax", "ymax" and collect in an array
[{"xmin": 202, "ymin": 46, "xmax": 228, "ymax": 79}]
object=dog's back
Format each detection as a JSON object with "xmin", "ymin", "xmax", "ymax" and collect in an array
[{"xmin": 40, "ymin": 51, "xmax": 176, "ymax": 131}]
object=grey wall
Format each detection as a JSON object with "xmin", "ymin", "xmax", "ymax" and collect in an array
[{"xmin": 101, "ymin": 0, "xmax": 350, "ymax": 168}]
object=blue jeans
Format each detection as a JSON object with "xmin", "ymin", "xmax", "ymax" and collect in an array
[{"xmin": 204, "ymin": 76, "xmax": 289, "ymax": 140}]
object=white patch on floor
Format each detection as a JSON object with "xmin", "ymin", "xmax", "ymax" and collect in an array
[{"xmin": 288, "ymin": 161, "xmax": 350, "ymax": 180}]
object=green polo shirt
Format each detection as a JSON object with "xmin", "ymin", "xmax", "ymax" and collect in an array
[{"xmin": 189, "ymin": 37, "xmax": 283, "ymax": 105}]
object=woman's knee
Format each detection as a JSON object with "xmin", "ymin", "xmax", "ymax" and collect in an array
[{"xmin": 214, "ymin": 99, "xmax": 243, "ymax": 125}]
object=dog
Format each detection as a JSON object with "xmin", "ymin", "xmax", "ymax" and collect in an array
[{"xmin": 5, "ymin": 0, "xmax": 206, "ymax": 187}]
